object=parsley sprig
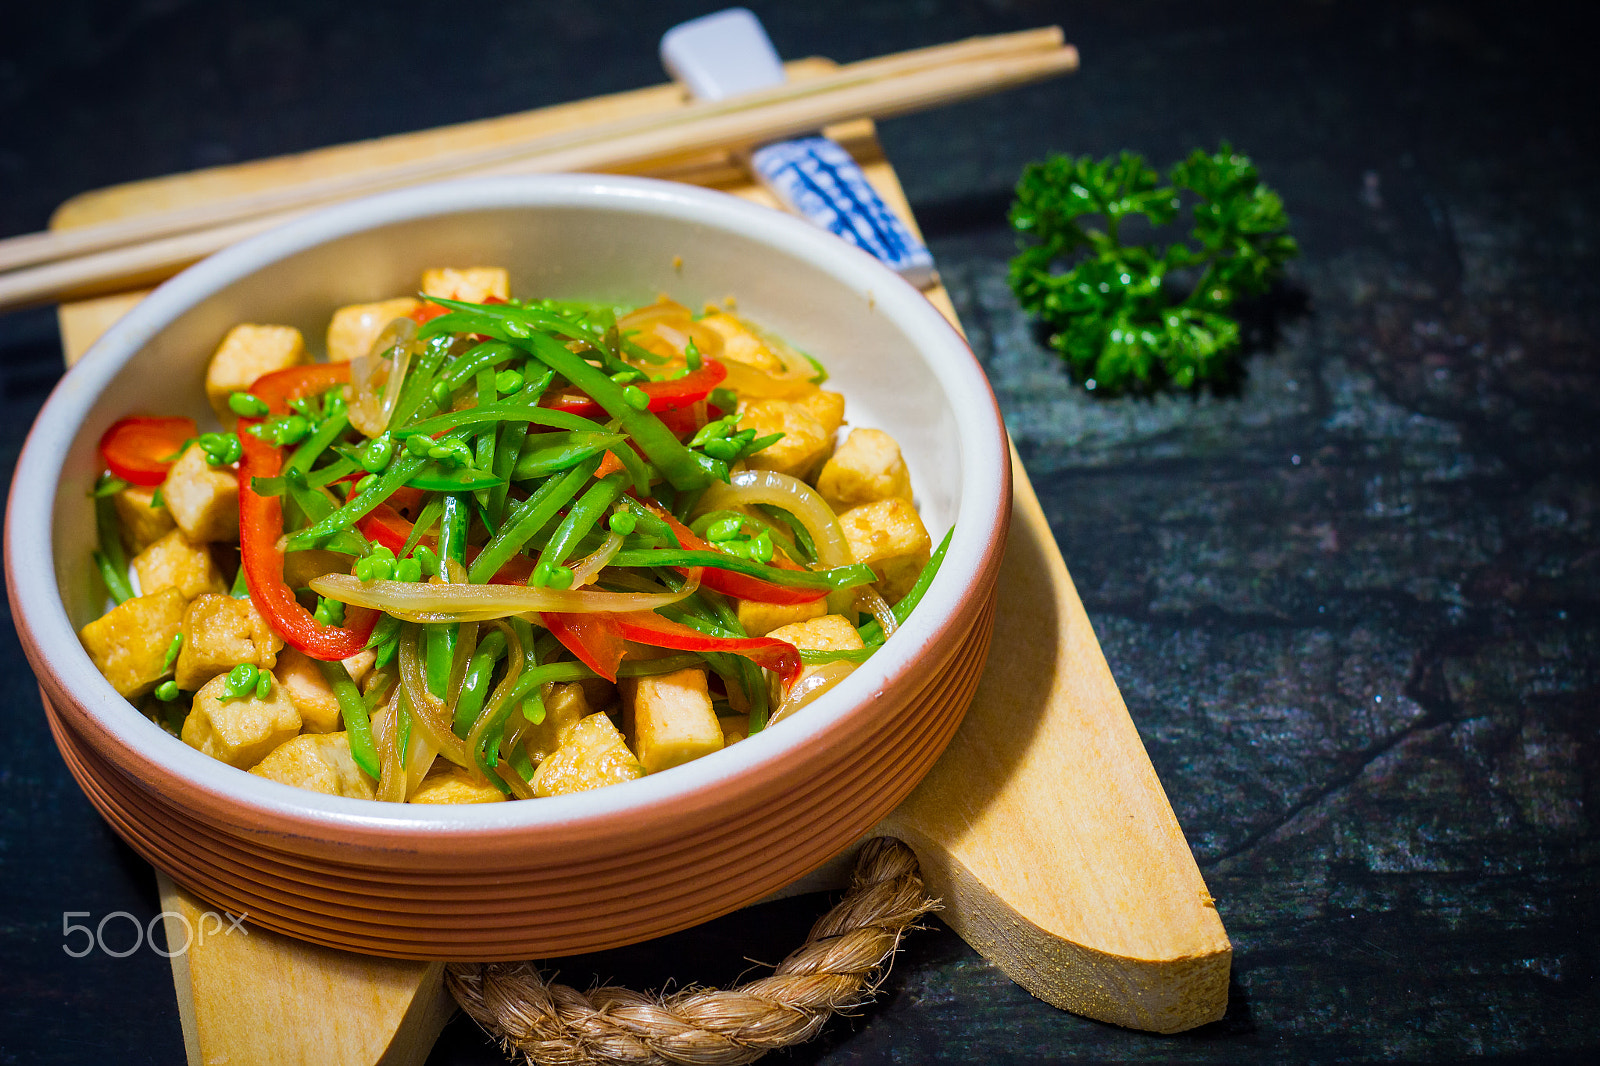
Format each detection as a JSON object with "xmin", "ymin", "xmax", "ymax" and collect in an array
[{"xmin": 1008, "ymin": 144, "xmax": 1297, "ymax": 393}]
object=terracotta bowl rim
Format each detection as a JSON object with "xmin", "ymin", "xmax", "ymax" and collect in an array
[{"xmin": 6, "ymin": 173, "xmax": 1009, "ymax": 839}]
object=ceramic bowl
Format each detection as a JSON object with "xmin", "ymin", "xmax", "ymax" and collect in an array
[{"xmin": 5, "ymin": 174, "xmax": 1010, "ymax": 959}]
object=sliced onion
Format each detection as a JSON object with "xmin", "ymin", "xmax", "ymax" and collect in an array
[
  {"xmin": 718, "ymin": 359, "xmax": 818, "ymax": 401},
  {"xmin": 371, "ymin": 691, "xmax": 406, "ymax": 804},
  {"xmin": 855, "ymin": 586, "xmax": 898, "ymax": 638},
  {"xmin": 568, "ymin": 531, "xmax": 622, "ymax": 588},
  {"xmin": 770, "ymin": 660, "xmax": 857, "ymax": 725},
  {"xmin": 694, "ymin": 469, "xmax": 851, "ymax": 569},
  {"xmin": 398, "ymin": 624, "xmax": 473, "ymax": 772},
  {"xmin": 348, "ymin": 317, "xmax": 419, "ymax": 437},
  {"xmin": 310, "ymin": 573, "xmax": 693, "ymax": 623},
  {"xmin": 617, "ymin": 299, "xmax": 724, "ymax": 367}
]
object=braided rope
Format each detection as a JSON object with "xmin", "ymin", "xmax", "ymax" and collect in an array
[{"xmin": 445, "ymin": 837, "xmax": 936, "ymax": 1066}]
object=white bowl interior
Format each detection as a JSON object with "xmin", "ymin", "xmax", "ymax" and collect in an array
[{"xmin": 12, "ymin": 175, "xmax": 1003, "ymax": 833}]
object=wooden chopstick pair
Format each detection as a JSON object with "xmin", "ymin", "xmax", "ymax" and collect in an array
[{"xmin": 0, "ymin": 27, "xmax": 1075, "ymax": 313}]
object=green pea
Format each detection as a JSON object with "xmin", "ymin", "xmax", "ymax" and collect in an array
[
  {"xmin": 414, "ymin": 545, "xmax": 440, "ymax": 575},
  {"xmin": 495, "ymin": 369, "xmax": 525, "ymax": 396},
  {"xmin": 748, "ymin": 531, "xmax": 774, "ymax": 564},
  {"xmin": 360, "ymin": 434, "xmax": 394, "ymax": 473},
  {"xmin": 155, "ymin": 680, "xmax": 180, "ymax": 702},
  {"xmin": 685, "ymin": 337, "xmax": 702, "ymax": 370},
  {"xmin": 255, "ymin": 673, "xmax": 273, "ymax": 700},
  {"xmin": 228, "ymin": 392, "xmax": 269, "ymax": 417},
  {"xmin": 544, "ymin": 565, "xmax": 573, "ymax": 590},
  {"xmin": 610, "ymin": 369, "xmax": 643, "ymax": 384},
  {"xmin": 431, "ymin": 381, "xmax": 452, "ymax": 406},
  {"xmin": 395, "ymin": 557, "xmax": 422, "ymax": 583},
  {"xmin": 222, "ymin": 663, "xmax": 259, "ymax": 700},
  {"xmin": 703, "ymin": 436, "xmax": 743, "ymax": 461},
  {"xmin": 622, "ymin": 385, "xmax": 650, "ymax": 411},
  {"xmin": 162, "ymin": 634, "xmax": 183, "ymax": 672},
  {"xmin": 608, "ymin": 512, "xmax": 637, "ymax": 536},
  {"xmin": 405, "ymin": 434, "xmax": 435, "ymax": 457},
  {"xmin": 707, "ymin": 516, "xmax": 743, "ymax": 542}
]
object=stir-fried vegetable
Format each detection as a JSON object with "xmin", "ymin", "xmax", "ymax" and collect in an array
[{"xmin": 78, "ymin": 281, "xmax": 945, "ymax": 807}]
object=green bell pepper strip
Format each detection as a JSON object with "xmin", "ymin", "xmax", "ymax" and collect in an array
[
  {"xmin": 92, "ymin": 487, "xmax": 134, "ymax": 604},
  {"xmin": 284, "ymin": 412, "xmax": 349, "ymax": 475},
  {"xmin": 467, "ymin": 458, "xmax": 600, "ymax": 583},
  {"xmin": 438, "ymin": 341, "xmax": 519, "ymax": 391},
  {"xmin": 606, "ymin": 549, "xmax": 876, "ymax": 591},
  {"xmin": 316, "ymin": 659, "xmax": 379, "ymax": 778},
  {"xmin": 800, "ymin": 647, "xmax": 877, "ymax": 665},
  {"xmin": 537, "ymin": 471, "xmax": 630, "ymax": 572},
  {"xmin": 856, "ymin": 528, "xmax": 953, "ymax": 645},
  {"xmin": 516, "ymin": 330, "xmax": 720, "ymax": 491},
  {"xmin": 404, "ymin": 402, "xmax": 610, "ymax": 438},
  {"xmin": 452, "ymin": 628, "xmax": 508, "ymax": 737},
  {"xmin": 281, "ymin": 428, "xmax": 467, "ymax": 550},
  {"xmin": 426, "ymin": 494, "xmax": 470, "ymax": 699},
  {"xmin": 487, "ymin": 371, "xmax": 554, "ymax": 525},
  {"xmin": 510, "ymin": 432, "xmax": 624, "ymax": 480},
  {"xmin": 416, "ymin": 298, "xmax": 595, "ymax": 345},
  {"xmin": 404, "ymin": 464, "xmax": 505, "ymax": 492},
  {"xmin": 400, "ymin": 495, "xmax": 444, "ymax": 560}
]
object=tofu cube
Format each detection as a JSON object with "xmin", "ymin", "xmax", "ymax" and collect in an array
[
  {"xmin": 175, "ymin": 593, "xmax": 283, "ymax": 691},
  {"xmin": 132, "ymin": 529, "xmax": 225, "ymax": 601},
  {"xmin": 532, "ymin": 712, "xmax": 645, "ymax": 797},
  {"xmin": 817, "ymin": 429, "xmax": 912, "ymax": 510},
  {"xmin": 797, "ymin": 390, "xmax": 846, "ymax": 439},
  {"xmin": 521, "ymin": 682, "xmax": 591, "ymax": 765},
  {"xmin": 767, "ymin": 614, "xmax": 867, "ymax": 655},
  {"xmin": 162, "ymin": 444, "xmax": 239, "ymax": 543},
  {"xmin": 766, "ymin": 615, "xmax": 867, "ymax": 712},
  {"xmin": 325, "ymin": 297, "xmax": 422, "ymax": 363},
  {"xmin": 696, "ymin": 310, "xmax": 782, "ymax": 373},
  {"xmin": 249, "ymin": 732, "xmax": 374, "ymax": 799},
  {"xmin": 622, "ymin": 668, "xmax": 724, "ymax": 775},
  {"xmin": 737, "ymin": 395, "xmax": 837, "ymax": 480},
  {"xmin": 410, "ymin": 761, "xmax": 507, "ymax": 804},
  {"xmin": 421, "ymin": 267, "xmax": 509, "ymax": 304},
  {"xmin": 113, "ymin": 485, "xmax": 175, "ymax": 553},
  {"xmin": 78, "ymin": 588, "xmax": 187, "ymax": 698},
  {"xmin": 735, "ymin": 596, "xmax": 827, "ymax": 637},
  {"xmin": 182, "ymin": 671, "xmax": 301, "ymax": 769},
  {"xmin": 273, "ymin": 647, "xmax": 342, "ymax": 733},
  {"xmin": 838, "ymin": 498, "xmax": 932, "ymax": 603},
  {"xmin": 205, "ymin": 324, "xmax": 307, "ymax": 423}
]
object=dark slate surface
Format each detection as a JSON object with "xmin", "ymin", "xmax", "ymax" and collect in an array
[{"xmin": 2, "ymin": 1, "xmax": 1596, "ymax": 1062}]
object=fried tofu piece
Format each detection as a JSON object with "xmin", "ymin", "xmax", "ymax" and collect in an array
[
  {"xmin": 622, "ymin": 668, "xmax": 724, "ymax": 775},
  {"xmin": 325, "ymin": 297, "xmax": 422, "ymax": 363},
  {"xmin": 78, "ymin": 588, "xmax": 187, "ymax": 698},
  {"xmin": 175, "ymin": 593, "xmax": 283, "ymax": 691},
  {"xmin": 767, "ymin": 614, "xmax": 866, "ymax": 655},
  {"xmin": 837, "ymin": 498, "xmax": 932, "ymax": 603},
  {"xmin": 249, "ymin": 732, "xmax": 374, "ymax": 799},
  {"xmin": 421, "ymin": 267, "xmax": 509, "ymax": 304},
  {"xmin": 737, "ymin": 394, "xmax": 839, "ymax": 480},
  {"xmin": 113, "ymin": 485, "xmax": 175, "ymax": 553},
  {"xmin": 521, "ymin": 682, "xmax": 591, "ymax": 765},
  {"xmin": 766, "ymin": 614, "xmax": 867, "ymax": 709},
  {"xmin": 204, "ymin": 324, "xmax": 307, "ymax": 424},
  {"xmin": 182, "ymin": 672, "xmax": 301, "ymax": 769},
  {"xmin": 696, "ymin": 310, "xmax": 782, "ymax": 373},
  {"xmin": 817, "ymin": 428, "xmax": 912, "ymax": 510},
  {"xmin": 132, "ymin": 529, "xmax": 225, "ymax": 601},
  {"xmin": 161, "ymin": 443, "xmax": 239, "ymax": 543},
  {"xmin": 532, "ymin": 712, "xmax": 645, "ymax": 797},
  {"xmin": 735, "ymin": 596, "xmax": 827, "ymax": 637},
  {"xmin": 797, "ymin": 390, "xmax": 845, "ymax": 438},
  {"xmin": 410, "ymin": 761, "xmax": 506, "ymax": 804},
  {"xmin": 273, "ymin": 647, "xmax": 341, "ymax": 733}
]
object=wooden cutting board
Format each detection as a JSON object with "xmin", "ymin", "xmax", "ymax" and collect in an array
[{"xmin": 54, "ymin": 58, "xmax": 1230, "ymax": 1065}]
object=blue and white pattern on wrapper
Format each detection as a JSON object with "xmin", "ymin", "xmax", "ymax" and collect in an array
[{"xmin": 750, "ymin": 136, "xmax": 937, "ymax": 290}]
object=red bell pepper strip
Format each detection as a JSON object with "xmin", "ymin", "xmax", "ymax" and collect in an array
[
  {"xmin": 237, "ymin": 363, "xmax": 378, "ymax": 660},
  {"xmin": 542, "ymin": 612, "xmax": 630, "ymax": 680},
  {"xmin": 645, "ymin": 505, "xmax": 827, "ymax": 606},
  {"xmin": 540, "ymin": 359, "xmax": 728, "ymax": 420},
  {"xmin": 99, "ymin": 416, "xmax": 199, "ymax": 486},
  {"xmin": 542, "ymin": 609, "xmax": 801, "ymax": 689}
]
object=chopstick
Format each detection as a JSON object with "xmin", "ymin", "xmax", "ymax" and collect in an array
[{"xmin": 0, "ymin": 29, "xmax": 1076, "ymax": 311}]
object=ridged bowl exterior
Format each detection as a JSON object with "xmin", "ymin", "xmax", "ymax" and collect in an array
[{"xmin": 7, "ymin": 175, "xmax": 1011, "ymax": 959}]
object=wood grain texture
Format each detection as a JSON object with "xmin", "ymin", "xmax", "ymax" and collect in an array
[{"xmin": 55, "ymin": 56, "xmax": 1226, "ymax": 1064}]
